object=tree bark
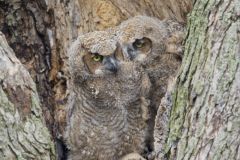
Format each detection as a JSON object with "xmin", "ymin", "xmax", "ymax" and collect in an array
[
  {"xmin": 0, "ymin": 0, "xmax": 192, "ymax": 137},
  {"xmin": 0, "ymin": 32, "xmax": 55, "ymax": 159},
  {"xmin": 154, "ymin": 0, "xmax": 240, "ymax": 159},
  {"xmin": 0, "ymin": 0, "xmax": 57, "ymax": 134}
]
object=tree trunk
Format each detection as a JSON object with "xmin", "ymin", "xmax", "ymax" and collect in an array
[
  {"xmin": 0, "ymin": 0, "xmax": 57, "ymax": 134},
  {"xmin": 0, "ymin": 32, "xmax": 55, "ymax": 159},
  {"xmin": 154, "ymin": 0, "xmax": 240, "ymax": 159}
]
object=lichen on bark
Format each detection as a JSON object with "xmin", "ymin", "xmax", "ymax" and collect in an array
[
  {"xmin": 158, "ymin": 0, "xmax": 240, "ymax": 159},
  {"xmin": 0, "ymin": 32, "xmax": 55, "ymax": 159}
]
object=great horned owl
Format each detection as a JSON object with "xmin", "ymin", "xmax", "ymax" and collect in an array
[
  {"xmin": 66, "ymin": 29, "xmax": 151, "ymax": 160},
  {"xmin": 117, "ymin": 16, "xmax": 184, "ymax": 106},
  {"xmin": 116, "ymin": 16, "xmax": 184, "ymax": 152}
]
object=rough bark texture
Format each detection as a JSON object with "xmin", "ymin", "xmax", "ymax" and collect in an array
[
  {"xmin": 0, "ymin": 32, "xmax": 55, "ymax": 159},
  {"xmin": 0, "ymin": 0, "xmax": 194, "ymax": 159},
  {"xmin": 0, "ymin": 0, "xmax": 57, "ymax": 134},
  {"xmin": 154, "ymin": 0, "xmax": 240, "ymax": 159}
]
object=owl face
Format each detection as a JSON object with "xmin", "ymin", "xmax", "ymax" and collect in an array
[
  {"xmin": 69, "ymin": 30, "xmax": 119, "ymax": 79},
  {"xmin": 124, "ymin": 37, "xmax": 152, "ymax": 61},
  {"xmin": 82, "ymin": 44, "xmax": 123, "ymax": 75},
  {"xmin": 117, "ymin": 16, "xmax": 181, "ymax": 64},
  {"xmin": 116, "ymin": 16, "xmax": 168, "ymax": 65}
]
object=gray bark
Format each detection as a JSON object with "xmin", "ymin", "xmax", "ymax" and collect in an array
[
  {"xmin": 154, "ymin": 0, "xmax": 240, "ymax": 159},
  {"xmin": 0, "ymin": 0, "xmax": 56, "ymax": 133},
  {"xmin": 0, "ymin": 32, "xmax": 55, "ymax": 159}
]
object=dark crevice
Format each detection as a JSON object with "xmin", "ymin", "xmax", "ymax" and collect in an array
[{"xmin": 56, "ymin": 138, "xmax": 69, "ymax": 160}]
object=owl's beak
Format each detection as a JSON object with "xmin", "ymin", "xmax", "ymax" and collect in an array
[
  {"xmin": 103, "ymin": 57, "xmax": 119, "ymax": 73},
  {"xmin": 122, "ymin": 45, "xmax": 137, "ymax": 60}
]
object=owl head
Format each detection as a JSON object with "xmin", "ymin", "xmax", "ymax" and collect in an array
[
  {"xmin": 116, "ymin": 16, "xmax": 184, "ymax": 66},
  {"xmin": 68, "ymin": 30, "xmax": 150, "ymax": 104},
  {"xmin": 69, "ymin": 30, "xmax": 121, "ymax": 77}
]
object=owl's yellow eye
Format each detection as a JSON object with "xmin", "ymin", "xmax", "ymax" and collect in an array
[
  {"xmin": 134, "ymin": 39, "xmax": 145, "ymax": 48},
  {"xmin": 92, "ymin": 54, "xmax": 103, "ymax": 62},
  {"xmin": 135, "ymin": 42, "xmax": 144, "ymax": 48}
]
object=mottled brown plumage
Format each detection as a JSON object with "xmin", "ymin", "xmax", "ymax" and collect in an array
[
  {"xmin": 66, "ymin": 30, "xmax": 151, "ymax": 160},
  {"xmin": 117, "ymin": 16, "xmax": 184, "ymax": 108},
  {"xmin": 116, "ymin": 16, "xmax": 184, "ymax": 154}
]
